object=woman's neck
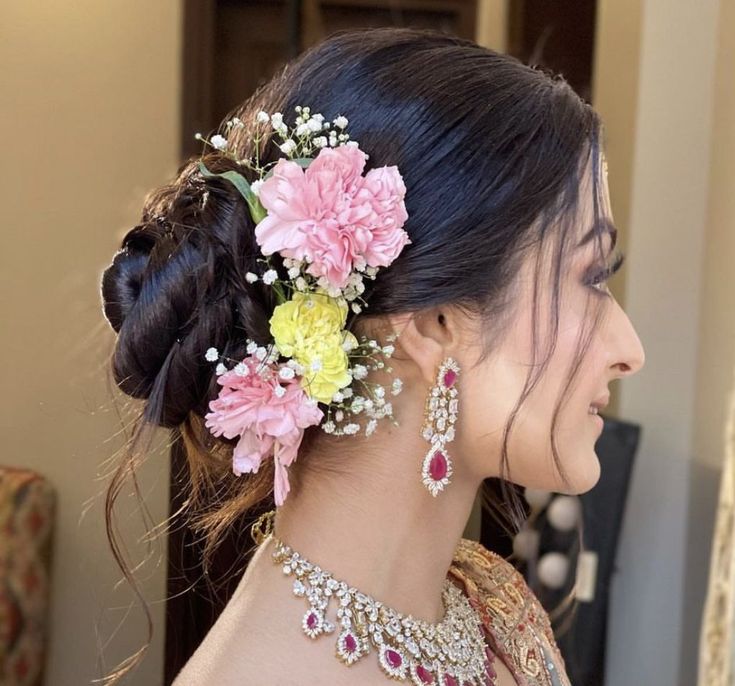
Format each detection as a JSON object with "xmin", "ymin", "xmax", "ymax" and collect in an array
[{"xmin": 271, "ymin": 398, "xmax": 480, "ymax": 625}]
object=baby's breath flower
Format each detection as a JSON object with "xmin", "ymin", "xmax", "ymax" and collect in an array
[
  {"xmin": 365, "ymin": 419, "xmax": 378, "ymax": 436},
  {"xmin": 351, "ymin": 396, "xmax": 366, "ymax": 413},
  {"xmin": 353, "ymin": 364, "xmax": 368, "ymax": 380},
  {"xmin": 246, "ymin": 341, "xmax": 258, "ymax": 354},
  {"xmin": 245, "ymin": 272, "xmax": 259, "ymax": 283},
  {"xmin": 295, "ymin": 277, "xmax": 307, "ymax": 291},
  {"xmin": 383, "ymin": 402, "xmax": 393, "ymax": 416},
  {"xmin": 332, "ymin": 391, "xmax": 345, "ymax": 403},
  {"xmin": 205, "ymin": 347, "xmax": 219, "ymax": 362},
  {"xmin": 234, "ymin": 362, "xmax": 249, "ymax": 377},
  {"xmin": 255, "ymin": 347, "xmax": 268, "ymax": 361},
  {"xmin": 271, "ymin": 112, "xmax": 283, "ymax": 127},
  {"xmin": 262, "ymin": 269, "xmax": 278, "ymax": 285},
  {"xmin": 215, "ymin": 362, "xmax": 228, "ymax": 376},
  {"xmin": 256, "ymin": 110, "xmax": 270, "ymax": 124},
  {"xmin": 286, "ymin": 359, "xmax": 305, "ymax": 375},
  {"xmin": 322, "ymin": 421, "xmax": 336, "ymax": 434},
  {"xmin": 279, "ymin": 366, "xmax": 295, "ymax": 380},
  {"xmin": 274, "ymin": 385, "xmax": 286, "ymax": 398},
  {"xmin": 333, "ymin": 115, "xmax": 349, "ymax": 129},
  {"xmin": 382, "ymin": 345, "xmax": 395, "ymax": 356},
  {"xmin": 391, "ymin": 378, "xmax": 403, "ymax": 395},
  {"xmin": 279, "ymin": 139, "xmax": 297, "ymax": 155},
  {"xmin": 210, "ymin": 134, "xmax": 228, "ymax": 150},
  {"xmin": 343, "ymin": 422, "xmax": 360, "ymax": 435},
  {"xmin": 351, "ymin": 303, "xmax": 362, "ymax": 314},
  {"xmin": 374, "ymin": 386, "xmax": 385, "ymax": 399},
  {"xmin": 335, "ymin": 410, "xmax": 344, "ymax": 422},
  {"xmin": 341, "ymin": 387, "xmax": 353, "ymax": 399},
  {"xmin": 342, "ymin": 337, "xmax": 357, "ymax": 352},
  {"xmin": 251, "ymin": 180, "xmax": 263, "ymax": 197},
  {"xmin": 287, "ymin": 266, "xmax": 300, "ymax": 279}
]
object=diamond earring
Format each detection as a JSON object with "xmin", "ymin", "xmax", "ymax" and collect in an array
[{"xmin": 420, "ymin": 357, "xmax": 460, "ymax": 496}]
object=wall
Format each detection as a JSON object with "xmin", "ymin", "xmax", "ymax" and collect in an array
[
  {"xmin": 0, "ymin": 1, "xmax": 181, "ymax": 683},
  {"xmin": 686, "ymin": 0, "xmax": 735, "ymax": 680},
  {"xmin": 593, "ymin": 0, "xmax": 733, "ymax": 683}
]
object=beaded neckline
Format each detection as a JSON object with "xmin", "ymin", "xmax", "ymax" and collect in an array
[{"xmin": 269, "ymin": 533, "xmax": 498, "ymax": 685}]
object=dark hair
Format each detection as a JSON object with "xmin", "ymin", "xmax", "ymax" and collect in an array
[{"xmin": 99, "ymin": 26, "xmax": 610, "ymax": 684}]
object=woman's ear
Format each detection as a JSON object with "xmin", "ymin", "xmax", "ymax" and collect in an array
[{"xmin": 387, "ymin": 307, "xmax": 463, "ymax": 385}]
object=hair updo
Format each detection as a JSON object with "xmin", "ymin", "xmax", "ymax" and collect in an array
[{"xmin": 100, "ymin": 26, "xmax": 607, "ymax": 684}]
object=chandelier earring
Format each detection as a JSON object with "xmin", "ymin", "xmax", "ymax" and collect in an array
[{"xmin": 420, "ymin": 357, "xmax": 460, "ymax": 496}]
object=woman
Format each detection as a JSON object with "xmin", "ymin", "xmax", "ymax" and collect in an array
[{"xmin": 100, "ymin": 26, "xmax": 645, "ymax": 686}]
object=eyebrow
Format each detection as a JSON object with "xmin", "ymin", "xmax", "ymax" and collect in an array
[{"xmin": 577, "ymin": 218, "xmax": 618, "ymax": 251}]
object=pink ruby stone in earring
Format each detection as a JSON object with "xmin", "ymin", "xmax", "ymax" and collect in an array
[
  {"xmin": 443, "ymin": 368, "xmax": 457, "ymax": 388},
  {"xmin": 429, "ymin": 450, "xmax": 448, "ymax": 481},
  {"xmin": 307, "ymin": 612, "xmax": 318, "ymax": 630},
  {"xmin": 344, "ymin": 634, "xmax": 357, "ymax": 653}
]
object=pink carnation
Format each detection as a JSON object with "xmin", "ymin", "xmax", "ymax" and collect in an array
[
  {"xmin": 204, "ymin": 357, "xmax": 323, "ymax": 506},
  {"xmin": 254, "ymin": 144, "xmax": 410, "ymax": 288}
]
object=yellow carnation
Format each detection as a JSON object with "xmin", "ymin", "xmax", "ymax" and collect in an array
[
  {"xmin": 269, "ymin": 292, "xmax": 357, "ymax": 403},
  {"xmin": 270, "ymin": 291, "xmax": 347, "ymax": 357},
  {"xmin": 299, "ymin": 333, "xmax": 354, "ymax": 403}
]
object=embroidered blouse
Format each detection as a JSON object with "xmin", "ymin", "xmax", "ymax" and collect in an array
[{"xmin": 448, "ymin": 538, "xmax": 572, "ymax": 686}]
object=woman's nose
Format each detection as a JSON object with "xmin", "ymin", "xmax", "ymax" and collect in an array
[{"xmin": 609, "ymin": 302, "xmax": 646, "ymax": 378}]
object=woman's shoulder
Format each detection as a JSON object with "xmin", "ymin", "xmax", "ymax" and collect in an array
[{"xmin": 448, "ymin": 538, "xmax": 571, "ymax": 686}]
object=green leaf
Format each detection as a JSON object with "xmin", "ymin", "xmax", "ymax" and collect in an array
[
  {"xmin": 198, "ymin": 160, "xmax": 252, "ymax": 200},
  {"xmin": 198, "ymin": 159, "xmax": 266, "ymax": 225},
  {"xmin": 291, "ymin": 157, "xmax": 313, "ymax": 169}
]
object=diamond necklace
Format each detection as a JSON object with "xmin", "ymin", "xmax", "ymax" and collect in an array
[{"xmin": 253, "ymin": 514, "xmax": 498, "ymax": 685}]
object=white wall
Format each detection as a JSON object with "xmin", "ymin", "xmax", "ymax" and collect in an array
[
  {"xmin": 593, "ymin": 0, "xmax": 732, "ymax": 684},
  {"xmin": 0, "ymin": 2, "xmax": 181, "ymax": 683}
]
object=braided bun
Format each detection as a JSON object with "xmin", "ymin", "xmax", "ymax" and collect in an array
[{"xmin": 100, "ymin": 155, "xmax": 274, "ymax": 427}]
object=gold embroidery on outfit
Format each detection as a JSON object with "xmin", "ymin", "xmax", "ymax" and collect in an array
[{"xmin": 448, "ymin": 538, "xmax": 572, "ymax": 686}]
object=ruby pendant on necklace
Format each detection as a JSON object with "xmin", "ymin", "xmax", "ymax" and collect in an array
[{"xmin": 272, "ymin": 536, "xmax": 493, "ymax": 685}]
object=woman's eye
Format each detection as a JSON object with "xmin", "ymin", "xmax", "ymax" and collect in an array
[{"xmin": 587, "ymin": 251, "xmax": 625, "ymax": 294}]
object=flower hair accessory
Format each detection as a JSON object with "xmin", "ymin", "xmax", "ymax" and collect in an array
[{"xmin": 198, "ymin": 106, "xmax": 411, "ymax": 505}]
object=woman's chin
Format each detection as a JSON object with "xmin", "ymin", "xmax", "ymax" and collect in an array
[{"xmin": 557, "ymin": 452, "xmax": 601, "ymax": 495}]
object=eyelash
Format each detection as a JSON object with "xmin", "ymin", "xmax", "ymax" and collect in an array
[{"xmin": 587, "ymin": 251, "xmax": 625, "ymax": 293}]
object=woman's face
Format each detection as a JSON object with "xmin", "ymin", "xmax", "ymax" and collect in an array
[{"xmin": 456, "ymin": 168, "xmax": 645, "ymax": 495}]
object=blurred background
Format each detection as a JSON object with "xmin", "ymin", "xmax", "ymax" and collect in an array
[{"xmin": 1, "ymin": 1, "xmax": 733, "ymax": 685}]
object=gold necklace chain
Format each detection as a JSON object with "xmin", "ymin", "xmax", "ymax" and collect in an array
[{"xmin": 251, "ymin": 510, "xmax": 496, "ymax": 685}]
